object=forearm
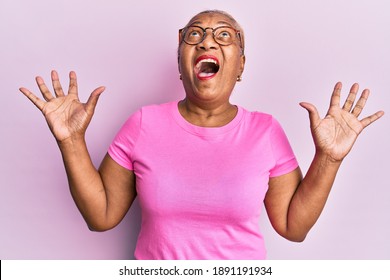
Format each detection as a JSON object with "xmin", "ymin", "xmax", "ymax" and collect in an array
[
  {"xmin": 58, "ymin": 136, "xmax": 109, "ymax": 230},
  {"xmin": 287, "ymin": 152, "xmax": 342, "ymax": 240}
]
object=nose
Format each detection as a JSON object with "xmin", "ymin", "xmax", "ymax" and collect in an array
[{"xmin": 197, "ymin": 29, "xmax": 218, "ymax": 51}]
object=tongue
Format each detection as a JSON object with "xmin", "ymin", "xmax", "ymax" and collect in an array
[
  {"xmin": 200, "ymin": 63, "xmax": 216, "ymax": 73},
  {"xmin": 200, "ymin": 62, "xmax": 218, "ymax": 74}
]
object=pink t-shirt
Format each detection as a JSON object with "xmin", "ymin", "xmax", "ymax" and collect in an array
[{"xmin": 108, "ymin": 101, "xmax": 298, "ymax": 259}]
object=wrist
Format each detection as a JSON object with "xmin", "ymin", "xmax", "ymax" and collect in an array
[
  {"xmin": 57, "ymin": 134, "xmax": 86, "ymax": 150},
  {"xmin": 314, "ymin": 150, "xmax": 343, "ymax": 167}
]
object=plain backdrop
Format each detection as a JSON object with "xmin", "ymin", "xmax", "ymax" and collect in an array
[{"xmin": 1, "ymin": 0, "xmax": 389, "ymax": 259}]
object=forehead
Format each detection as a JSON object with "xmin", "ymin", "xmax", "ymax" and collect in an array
[{"xmin": 187, "ymin": 13, "xmax": 236, "ymax": 28}]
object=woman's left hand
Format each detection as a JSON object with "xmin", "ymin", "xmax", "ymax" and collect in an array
[{"xmin": 300, "ymin": 82, "xmax": 384, "ymax": 162}]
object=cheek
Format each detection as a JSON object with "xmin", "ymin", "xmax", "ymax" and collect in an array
[
  {"xmin": 223, "ymin": 46, "xmax": 243, "ymax": 71},
  {"xmin": 179, "ymin": 49, "xmax": 194, "ymax": 74},
  {"xmin": 225, "ymin": 56, "xmax": 243, "ymax": 76}
]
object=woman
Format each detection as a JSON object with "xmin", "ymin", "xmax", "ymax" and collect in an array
[{"xmin": 19, "ymin": 10, "xmax": 384, "ymax": 259}]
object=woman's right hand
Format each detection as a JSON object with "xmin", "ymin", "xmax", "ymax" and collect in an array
[{"xmin": 20, "ymin": 70, "xmax": 105, "ymax": 143}]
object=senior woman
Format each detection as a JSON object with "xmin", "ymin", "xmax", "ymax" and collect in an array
[{"xmin": 20, "ymin": 10, "xmax": 384, "ymax": 259}]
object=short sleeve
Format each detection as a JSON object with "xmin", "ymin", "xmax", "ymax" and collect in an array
[
  {"xmin": 108, "ymin": 110, "xmax": 142, "ymax": 170},
  {"xmin": 269, "ymin": 117, "xmax": 299, "ymax": 177}
]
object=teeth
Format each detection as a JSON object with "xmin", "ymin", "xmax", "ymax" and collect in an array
[
  {"xmin": 195, "ymin": 58, "xmax": 218, "ymax": 69},
  {"xmin": 198, "ymin": 72, "xmax": 215, "ymax": 78}
]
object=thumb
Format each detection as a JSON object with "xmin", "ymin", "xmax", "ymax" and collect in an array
[
  {"xmin": 300, "ymin": 102, "xmax": 321, "ymax": 128},
  {"xmin": 86, "ymin": 86, "xmax": 105, "ymax": 114}
]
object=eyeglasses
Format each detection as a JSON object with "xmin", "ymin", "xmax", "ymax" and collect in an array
[{"xmin": 179, "ymin": 25, "xmax": 242, "ymax": 48}]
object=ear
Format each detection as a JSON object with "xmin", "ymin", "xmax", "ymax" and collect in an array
[
  {"xmin": 239, "ymin": 54, "xmax": 246, "ymax": 76},
  {"xmin": 178, "ymin": 29, "xmax": 183, "ymax": 45},
  {"xmin": 177, "ymin": 49, "xmax": 181, "ymax": 74},
  {"xmin": 178, "ymin": 30, "xmax": 183, "ymax": 74}
]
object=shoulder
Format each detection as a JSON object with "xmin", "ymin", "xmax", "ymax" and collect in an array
[
  {"xmin": 240, "ymin": 107, "xmax": 278, "ymax": 130},
  {"xmin": 123, "ymin": 101, "xmax": 177, "ymax": 123},
  {"xmin": 245, "ymin": 109, "xmax": 272, "ymax": 122},
  {"xmin": 120, "ymin": 101, "xmax": 179, "ymax": 134},
  {"xmin": 136, "ymin": 101, "xmax": 177, "ymax": 124},
  {"xmin": 135, "ymin": 101, "xmax": 176, "ymax": 120},
  {"xmin": 238, "ymin": 107, "xmax": 291, "ymax": 141},
  {"xmin": 140, "ymin": 101, "xmax": 176, "ymax": 113}
]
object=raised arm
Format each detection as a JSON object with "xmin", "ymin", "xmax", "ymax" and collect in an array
[
  {"xmin": 265, "ymin": 82, "xmax": 384, "ymax": 242},
  {"xmin": 20, "ymin": 70, "xmax": 136, "ymax": 231}
]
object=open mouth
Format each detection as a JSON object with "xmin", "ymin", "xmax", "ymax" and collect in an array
[{"xmin": 194, "ymin": 55, "xmax": 220, "ymax": 80}]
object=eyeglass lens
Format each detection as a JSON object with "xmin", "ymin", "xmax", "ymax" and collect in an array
[{"xmin": 183, "ymin": 26, "xmax": 237, "ymax": 45}]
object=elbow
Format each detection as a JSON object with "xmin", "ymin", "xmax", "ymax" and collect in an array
[
  {"xmin": 278, "ymin": 229, "xmax": 308, "ymax": 243},
  {"xmin": 285, "ymin": 234, "xmax": 307, "ymax": 243},
  {"xmin": 83, "ymin": 211, "xmax": 124, "ymax": 232},
  {"xmin": 278, "ymin": 221, "xmax": 310, "ymax": 242},
  {"xmin": 86, "ymin": 220, "xmax": 118, "ymax": 232},
  {"xmin": 88, "ymin": 224, "xmax": 115, "ymax": 232},
  {"xmin": 88, "ymin": 225, "xmax": 110, "ymax": 232}
]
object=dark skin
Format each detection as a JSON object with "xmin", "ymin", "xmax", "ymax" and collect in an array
[
  {"xmin": 20, "ymin": 70, "xmax": 135, "ymax": 231},
  {"xmin": 20, "ymin": 12, "xmax": 384, "ymax": 242}
]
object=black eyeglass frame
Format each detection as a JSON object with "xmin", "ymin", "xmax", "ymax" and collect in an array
[{"xmin": 179, "ymin": 25, "xmax": 243, "ymax": 49}]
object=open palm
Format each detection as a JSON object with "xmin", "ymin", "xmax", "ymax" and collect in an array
[
  {"xmin": 300, "ymin": 82, "xmax": 384, "ymax": 162},
  {"xmin": 20, "ymin": 71, "xmax": 105, "ymax": 143}
]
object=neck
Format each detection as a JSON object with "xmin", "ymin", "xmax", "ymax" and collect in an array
[{"xmin": 178, "ymin": 98, "xmax": 238, "ymax": 127}]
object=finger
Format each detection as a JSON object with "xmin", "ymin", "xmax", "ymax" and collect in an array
[
  {"xmin": 300, "ymin": 102, "xmax": 321, "ymax": 129},
  {"xmin": 36, "ymin": 76, "xmax": 54, "ymax": 101},
  {"xmin": 351, "ymin": 88, "xmax": 369, "ymax": 117},
  {"xmin": 68, "ymin": 71, "xmax": 78, "ymax": 96},
  {"xmin": 86, "ymin": 86, "xmax": 105, "ymax": 114},
  {"xmin": 329, "ymin": 82, "xmax": 342, "ymax": 109},
  {"xmin": 342, "ymin": 83, "xmax": 359, "ymax": 112},
  {"xmin": 360, "ymin": 110, "xmax": 385, "ymax": 129},
  {"xmin": 51, "ymin": 70, "xmax": 65, "ymax": 97},
  {"xmin": 19, "ymin": 87, "xmax": 46, "ymax": 111}
]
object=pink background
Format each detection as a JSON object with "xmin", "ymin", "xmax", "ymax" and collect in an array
[{"xmin": 1, "ymin": 0, "xmax": 389, "ymax": 259}]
